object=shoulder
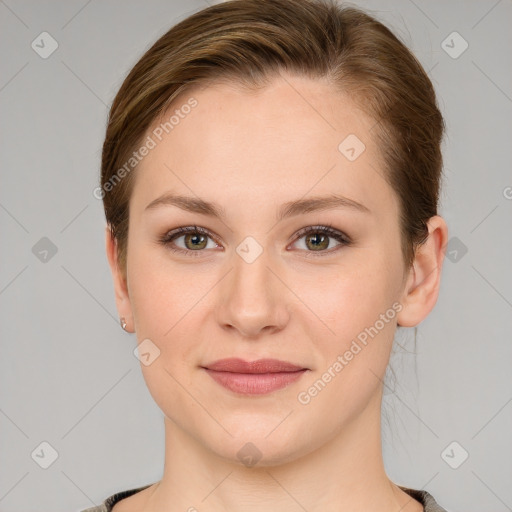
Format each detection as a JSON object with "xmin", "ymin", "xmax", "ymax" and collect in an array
[
  {"xmin": 78, "ymin": 484, "xmax": 153, "ymax": 512},
  {"xmin": 399, "ymin": 486, "xmax": 451, "ymax": 512}
]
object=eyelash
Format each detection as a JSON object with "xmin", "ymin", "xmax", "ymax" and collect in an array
[{"xmin": 158, "ymin": 224, "xmax": 352, "ymax": 259}]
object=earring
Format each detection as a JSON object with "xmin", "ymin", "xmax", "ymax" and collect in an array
[{"xmin": 120, "ymin": 317, "xmax": 127, "ymax": 331}]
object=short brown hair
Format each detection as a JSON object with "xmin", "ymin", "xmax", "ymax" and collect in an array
[{"xmin": 101, "ymin": 0, "xmax": 444, "ymax": 277}]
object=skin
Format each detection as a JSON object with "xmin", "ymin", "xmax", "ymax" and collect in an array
[{"xmin": 106, "ymin": 71, "xmax": 448, "ymax": 512}]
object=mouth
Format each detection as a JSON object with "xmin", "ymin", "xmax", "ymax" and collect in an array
[{"xmin": 201, "ymin": 358, "xmax": 309, "ymax": 395}]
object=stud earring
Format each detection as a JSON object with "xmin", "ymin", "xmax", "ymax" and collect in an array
[{"xmin": 120, "ymin": 317, "xmax": 127, "ymax": 331}]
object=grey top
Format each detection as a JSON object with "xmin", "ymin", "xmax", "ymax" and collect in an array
[{"xmin": 80, "ymin": 483, "xmax": 449, "ymax": 511}]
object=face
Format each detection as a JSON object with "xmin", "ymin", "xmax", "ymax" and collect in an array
[{"xmin": 114, "ymin": 73, "xmax": 413, "ymax": 465}]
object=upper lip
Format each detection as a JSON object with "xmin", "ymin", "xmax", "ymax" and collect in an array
[{"xmin": 203, "ymin": 358, "xmax": 306, "ymax": 373}]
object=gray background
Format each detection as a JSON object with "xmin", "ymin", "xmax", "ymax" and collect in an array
[{"xmin": 0, "ymin": 0, "xmax": 511, "ymax": 511}]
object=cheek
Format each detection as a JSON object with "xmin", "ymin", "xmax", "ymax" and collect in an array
[
  {"xmin": 128, "ymin": 256, "xmax": 203, "ymax": 421},
  {"xmin": 126, "ymin": 246, "xmax": 217, "ymax": 388},
  {"xmin": 299, "ymin": 255, "xmax": 400, "ymax": 337},
  {"xmin": 294, "ymin": 265, "xmax": 400, "ymax": 421},
  {"xmin": 294, "ymin": 248, "xmax": 403, "ymax": 402},
  {"xmin": 127, "ymin": 243, "xmax": 203, "ymax": 338}
]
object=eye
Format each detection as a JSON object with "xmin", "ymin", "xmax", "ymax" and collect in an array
[
  {"xmin": 159, "ymin": 224, "xmax": 351, "ymax": 258},
  {"xmin": 290, "ymin": 224, "xmax": 351, "ymax": 257},
  {"xmin": 159, "ymin": 225, "xmax": 221, "ymax": 256}
]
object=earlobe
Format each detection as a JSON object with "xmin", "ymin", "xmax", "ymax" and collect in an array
[
  {"xmin": 396, "ymin": 215, "xmax": 449, "ymax": 328},
  {"xmin": 105, "ymin": 226, "xmax": 134, "ymax": 333}
]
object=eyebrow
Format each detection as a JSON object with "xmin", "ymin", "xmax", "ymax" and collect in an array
[{"xmin": 144, "ymin": 192, "xmax": 371, "ymax": 220}]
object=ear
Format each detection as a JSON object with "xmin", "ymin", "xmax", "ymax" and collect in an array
[
  {"xmin": 105, "ymin": 226, "xmax": 134, "ymax": 333},
  {"xmin": 396, "ymin": 215, "xmax": 449, "ymax": 327}
]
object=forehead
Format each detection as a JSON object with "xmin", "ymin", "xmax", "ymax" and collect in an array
[{"xmin": 131, "ymin": 73, "xmax": 398, "ymax": 220}]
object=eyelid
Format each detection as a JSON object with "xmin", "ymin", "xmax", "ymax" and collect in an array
[
  {"xmin": 159, "ymin": 224, "xmax": 351, "ymax": 256},
  {"xmin": 286, "ymin": 224, "xmax": 352, "ymax": 257},
  {"xmin": 289, "ymin": 224, "xmax": 350, "ymax": 245},
  {"xmin": 159, "ymin": 225, "xmax": 223, "ymax": 256}
]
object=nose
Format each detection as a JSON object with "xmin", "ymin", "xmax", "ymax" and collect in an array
[{"xmin": 216, "ymin": 248, "xmax": 290, "ymax": 339}]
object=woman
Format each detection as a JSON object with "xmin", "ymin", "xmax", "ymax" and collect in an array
[{"xmin": 84, "ymin": 0, "xmax": 450, "ymax": 510}]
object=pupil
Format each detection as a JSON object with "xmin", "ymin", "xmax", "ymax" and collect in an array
[
  {"xmin": 186, "ymin": 233, "xmax": 206, "ymax": 249},
  {"xmin": 308, "ymin": 233, "xmax": 328, "ymax": 250}
]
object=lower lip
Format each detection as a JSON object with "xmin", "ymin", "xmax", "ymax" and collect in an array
[{"xmin": 203, "ymin": 369, "xmax": 307, "ymax": 395}]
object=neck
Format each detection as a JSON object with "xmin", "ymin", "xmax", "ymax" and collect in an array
[{"xmin": 144, "ymin": 388, "xmax": 421, "ymax": 512}]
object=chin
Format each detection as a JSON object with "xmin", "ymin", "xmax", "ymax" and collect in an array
[{"xmin": 205, "ymin": 427, "xmax": 313, "ymax": 469}]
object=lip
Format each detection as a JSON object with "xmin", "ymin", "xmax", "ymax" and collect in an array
[
  {"xmin": 204, "ymin": 358, "xmax": 306, "ymax": 373},
  {"xmin": 201, "ymin": 358, "xmax": 308, "ymax": 395}
]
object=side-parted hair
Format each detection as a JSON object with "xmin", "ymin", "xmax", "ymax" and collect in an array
[{"xmin": 101, "ymin": 0, "xmax": 444, "ymax": 277}]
